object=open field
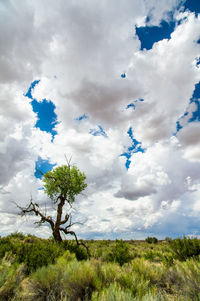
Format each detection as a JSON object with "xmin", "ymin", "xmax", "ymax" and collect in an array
[{"xmin": 0, "ymin": 233, "xmax": 200, "ymax": 300}]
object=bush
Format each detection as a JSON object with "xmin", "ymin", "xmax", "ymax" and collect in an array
[
  {"xmin": 106, "ymin": 240, "xmax": 132, "ymax": 266},
  {"xmin": 96, "ymin": 261, "xmax": 121, "ymax": 286},
  {"xmin": 163, "ymin": 258, "xmax": 200, "ymax": 299},
  {"xmin": 0, "ymin": 256, "xmax": 25, "ymax": 301},
  {"xmin": 20, "ymin": 251, "xmax": 75, "ymax": 301},
  {"xmin": 62, "ymin": 240, "xmax": 89, "ymax": 260},
  {"xmin": 94, "ymin": 261, "xmax": 153, "ymax": 299},
  {"xmin": 63, "ymin": 260, "xmax": 100, "ymax": 300},
  {"xmin": 161, "ymin": 254, "xmax": 174, "ymax": 267},
  {"xmin": 7, "ymin": 232, "xmax": 26, "ymax": 240},
  {"xmin": 130, "ymin": 258, "xmax": 165, "ymax": 287},
  {"xmin": 165, "ymin": 237, "xmax": 172, "ymax": 244},
  {"xmin": 0, "ymin": 238, "xmax": 14, "ymax": 259},
  {"xmin": 91, "ymin": 284, "xmax": 170, "ymax": 301},
  {"xmin": 91, "ymin": 283, "xmax": 133, "ymax": 301},
  {"xmin": 116, "ymin": 270, "xmax": 151, "ymax": 298},
  {"xmin": 21, "ymin": 253, "xmax": 97, "ymax": 300},
  {"xmin": 169, "ymin": 237, "xmax": 200, "ymax": 261},
  {"xmin": 16, "ymin": 240, "xmax": 63, "ymax": 274},
  {"xmin": 20, "ymin": 263, "xmax": 65, "ymax": 300},
  {"xmin": 143, "ymin": 250, "xmax": 156, "ymax": 261},
  {"xmin": 145, "ymin": 237, "xmax": 158, "ymax": 244}
]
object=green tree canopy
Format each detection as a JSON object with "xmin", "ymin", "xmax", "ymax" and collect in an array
[{"xmin": 43, "ymin": 165, "xmax": 87, "ymax": 204}]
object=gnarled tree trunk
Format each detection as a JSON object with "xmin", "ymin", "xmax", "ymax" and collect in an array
[{"xmin": 53, "ymin": 228, "xmax": 63, "ymax": 242}]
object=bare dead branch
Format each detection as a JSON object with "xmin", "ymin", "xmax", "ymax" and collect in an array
[
  {"xmin": 61, "ymin": 229, "xmax": 90, "ymax": 256},
  {"xmin": 16, "ymin": 201, "xmax": 55, "ymax": 230},
  {"xmin": 64, "ymin": 154, "xmax": 72, "ymax": 167}
]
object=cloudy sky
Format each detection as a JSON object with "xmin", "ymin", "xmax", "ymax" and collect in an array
[{"xmin": 0, "ymin": 0, "xmax": 200, "ymax": 240}]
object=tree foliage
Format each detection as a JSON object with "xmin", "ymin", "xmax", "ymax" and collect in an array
[{"xmin": 43, "ymin": 165, "xmax": 87, "ymax": 204}]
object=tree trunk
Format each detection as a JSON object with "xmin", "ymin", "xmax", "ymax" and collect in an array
[{"xmin": 53, "ymin": 228, "xmax": 62, "ymax": 242}]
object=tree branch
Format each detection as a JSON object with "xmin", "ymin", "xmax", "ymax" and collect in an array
[
  {"xmin": 60, "ymin": 213, "xmax": 70, "ymax": 225},
  {"xmin": 60, "ymin": 228, "xmax": 79, "ymax": 244},
  {"xmin": 59, "ymin": 216, "xmax": 90, "ymax": 256},
  {"xmin": 16, "ymin": 201, "xmax": 55, "ymax": 230},
  {"xmin": 66, "ymin": 230, "xmax": 90, "ymax": 256}
]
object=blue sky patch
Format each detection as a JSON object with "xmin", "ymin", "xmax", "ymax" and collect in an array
[
  {"xmin": 136, "ymin": 20, "xmax": 176, "ymax": 50},
  {"xmin": 189, "ymin": 101, "xmax": 200, "ymax": 122},
  {"xmin": 25, "ymin": 80, "xmax": 40, "ymax": 99},
  {"xmin": 190, "ymin": 81, "xmax": 200, "ymax": 100},
  {"xmin": 76, "ymin": 113, "xmax": 88, "ymax": 121},
  {"xmin": 189, "ymin": 81, "xmax": 200, "ymax": 123},
  {"xmin": 126, "ymin": 103, "xmax": 135, "ymax": 110},
  {"xmin": 176, "ymin": 111, "xmax": 189, "ymax": 132},
  {"xmin": 31, "ymin": 99, "xmax": 58, "ymax": 138},
  {"xmin": 121, "ymin": 127, "xmax": 145, "ymax": 169},
  {"xmin": 196, "ymin": 57, "xmax": 200, "ymax": 68},
  {"xmin": 175, "ymin": 81, "xmax": 200, "ymax": 132},
  {"xmin": 176, "ymin": 121, "xmax": 182, "ymax": 132},
  {"xmin": 89, "ymin": 125, "xmax": 107, "ymax": 137},
  {"xmin": 25, "ymin": 81, "xmax": 58, "ymax": 140},
  {"xmin": 183, "ymin": 0, "xmax": 200, "ymax": 16},
  {"xmin": 126, "ymin": 98, "xmax": 144, "ymax": 110},
  {"xmin": 35, "ymin": 157, "xmax": 56, "ymax": 179}
]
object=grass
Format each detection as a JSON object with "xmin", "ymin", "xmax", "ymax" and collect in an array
[{"xmin": 0, "ymin": 234, "xmax": 200, "ymax": 300}]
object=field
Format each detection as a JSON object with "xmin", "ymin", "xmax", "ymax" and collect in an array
[{"xmin": 0, "ymin": 234, "xmax": 200, "ymax": 300}]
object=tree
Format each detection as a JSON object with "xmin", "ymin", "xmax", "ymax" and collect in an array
[{"xmin": 17, "ymin": 162, "xmax": 87, "ymax": 246}]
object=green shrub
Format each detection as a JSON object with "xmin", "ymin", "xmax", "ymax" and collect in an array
[
  {"xmin": 96, "ymin": 258, "xmax": 152, "ymax": 298},
  {"xmin": 116, "ymin": 269, "xmax": 151, "ymax": 298},
  {"xmin": 62, "ymin": 240, "xmax": 89, "ymax": 260},
  {"xmin": 175, "ymin": 259, "xmax": 200, "ymax": 299},
  {"xmin": 145, "ymin": 237, "xmax": 158, "ymax": 244},
  {"xmin": 20, "ymin": 263, "xmax": 65, "ymax": 301},
  {"xmin": 92, "ymin": 285, "xmax": 171, "ymax": 301},
  {"xmin": 163, "ymin": 258, "xmax": 200, "ymax": 299},
  {"xmin": 91, "ymin": 283, "xmax": 133, "ymax": 301},
  {"xmin": 7, "ymin": 232, "xmax": 26, "ymax": 240},
  {"xmin": 139, "ymin": 291, "xmax": 173, "ymax": 301},
  {"xmin": 0, "ymin": 238, "xmax": 14, "ymax": 259},
  {"xmin": 20, "ymin": 250, "xmax": 75, "ymax": 301},
  {"xmin": 143, "ymin": 250, "xmax": 155, "ymax": 261},
  {"xmin": 99, "ymin": 240, "xmax": 110, "ymax": 246},
  {"xmin": 165, "ymin": 237, "xmax": 172, "ymax": 244},
  {"xmin": 96, "ymin": 261, "xmax": 121, "ymax": 286},
  {"xmin": 169, "ymin": 237, "xmax": 200, "ymax": 261},
  {"xmin": 161, "ymin": 254, "xmax": 174, "ymax": 267},
  {"xmin": 57, "ymin": 249, "xmax": 76, "ymax": 263},
  {"xmin": 131, "ymin": 258, "xmax": 165, "ymax": 287},
  {"xmin": 0, "ymin": 256, "xmax": 25, "ymax": 301},
  {"xmin": 97, "ymin": 248, "xmax": 103, "ymax": 258},
  {"xmin": 106, "ymin": 240, "xmax": 132, "ymax": 266},
  {"xmin": 16, "ymin": 240, "xmax": 63, "ymax": 274},
  {"xmin": 63, "ymin": 259, "xmax": 100, "ymax": 300},
  {"xmin": 23, "ymin": 252, "xmax": 97, "ymax": 301}
]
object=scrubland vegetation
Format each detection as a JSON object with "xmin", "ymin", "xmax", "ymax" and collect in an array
[{"xmin": 1, "ymin": 233, "xmax": 200, "ymax": 300}]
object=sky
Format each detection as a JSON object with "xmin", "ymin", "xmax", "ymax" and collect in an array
[{"xmin": 0, "ymin": 0, "xmax": 200, "ymax": 240}]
